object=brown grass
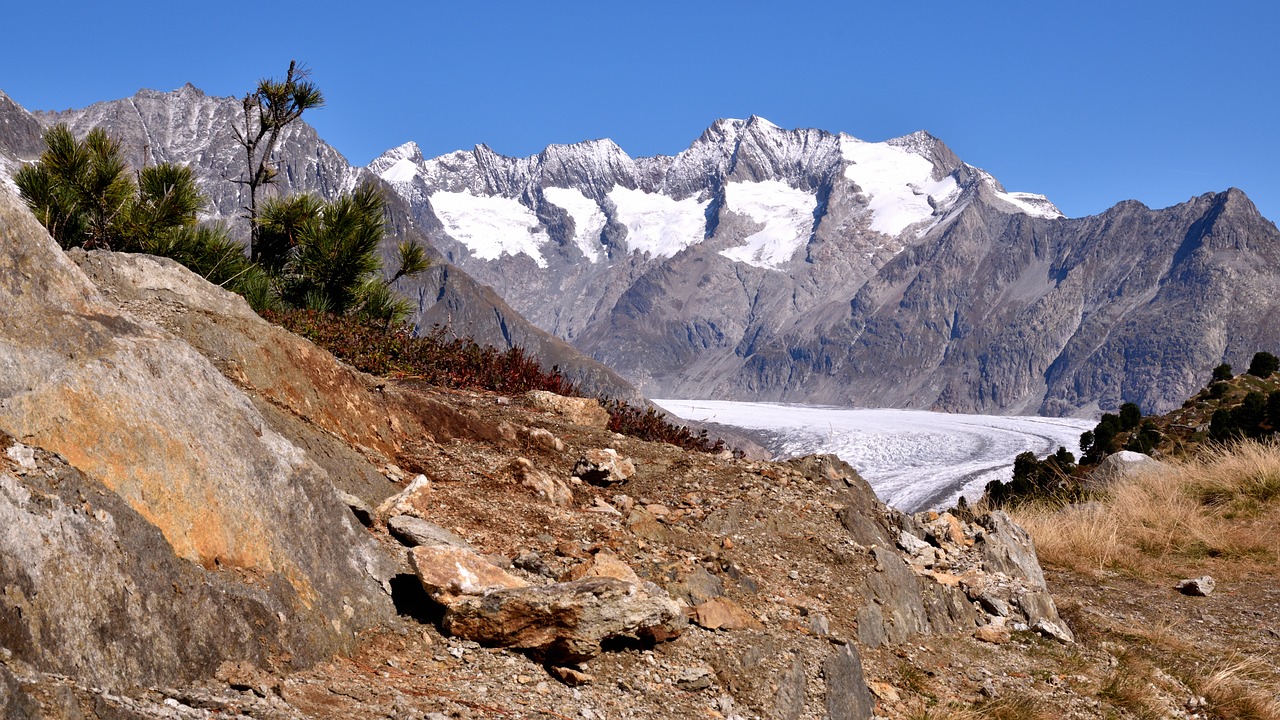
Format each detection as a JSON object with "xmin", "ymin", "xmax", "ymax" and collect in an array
[
  {"xmin": 911, "ymin": 697, "xmax": 1056, "ymax": 720},
  {"xmin": 1195, "ymin": 657, "xmax": 1280, "ymax": 720},
  {"xmin": 1012, "ymin": 440, "xmax": 1280, "ymax": 576}
]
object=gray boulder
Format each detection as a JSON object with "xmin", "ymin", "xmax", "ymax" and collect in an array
[
  {"xmin": 388, "ymin": 515, "xmax": 473, "ymax": 549},
  {"xmin": 442, "ymin": 577, "xmax": 686, "ymax": 663},
  {"xmin": 1086, "ymin": 450, "xmax": 1164, "ymax": 491},
  {"xmin": 977, "ymin": 511, "xmax": 1047, "ymax": 589},
  {"xmin": 823, "ymin": 643, "xmax": 875, "ymax": 720}
]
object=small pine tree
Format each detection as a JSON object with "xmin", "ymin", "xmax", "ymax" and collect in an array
[
  {"xmin": 256, "ymin": 183, "xmax": 428, "ymax": 324},
  {"xmin": 1248, "ymin": 351, "xmax": 1279, "ymax": 379},
  {"xmin": 1212, "ymin": 363, "xmax": 1233, "ymax": 382},
  {"xmin": 1119, "ymin": 402, "xmax": 1142, "ymax": 431},
  {"xmin": 232, "ymin": 60, "xmax": 324, "ymax": 261}
]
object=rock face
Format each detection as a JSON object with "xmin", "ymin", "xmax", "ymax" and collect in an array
[{"xmin": 0, "ymin": 184, "xmax": 394, "ymax": 689}]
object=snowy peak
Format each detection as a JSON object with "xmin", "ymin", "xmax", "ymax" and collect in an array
[
  {"xmin": 838, "ymin": 134, "xmax": 961, "ymax": 235},
  {"xmin": 363, "ymin": 118, "xmax": 1062, "ymax": 270},
  {"xmin": 370, "ymin": 141, "xmax": 424, "ymax": 184}
]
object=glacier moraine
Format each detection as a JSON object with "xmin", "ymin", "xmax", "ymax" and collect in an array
[{"xmin": 655, "ymin": 400, "xmax": 1096, "ymax": 512}]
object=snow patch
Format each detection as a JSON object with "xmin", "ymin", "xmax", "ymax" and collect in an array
[
  {"xmin": 996, "ymin": 190, "xmax": 1064, "ymax": 219},
  {"xmin": 840, "ymin": 136, "xmax": 959, "ymax": 236},
  {"xmin": 379, "ymin": 157, "xmax": 419, "ymax": 184},
  {"xmin": 543, "ymin": 187, "xmax": 606, "ymax": 263},
  {"xmin": 429, "ymin": 191, "xmax": 550, "ymax": 268},
  {"xmin": 607, "ymin": 186, "xmax": 708, "ymax": 258},
  {"xmin": 720, "ymin": 180, "xmax": 817, "ymax": 268}
]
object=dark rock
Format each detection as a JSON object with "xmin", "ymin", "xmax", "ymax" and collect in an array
[
  {"xmin": 676, "ymin": 667, "xmax": 714, "ymax": 692},
  {"xmin": 666, "ymin": 565, "xmax": 725, "ymax": 606},
  {"xmin": 823, "ymin": 643, "xmax": 875, "ymax": 720},
  {"xmin": 388, "ymin": 515, "xmax": 473, "ymax": 549},
  {"xmin": 856, "ymin": 547, "xmax": 928, "ymax": 647},
  {"xmin": 773, "ymin": 653, "xmax": 806, "ymax": 720},
  {"xmin": 0, "ymin": 665, "xmax": 46, "ymax": 720}
]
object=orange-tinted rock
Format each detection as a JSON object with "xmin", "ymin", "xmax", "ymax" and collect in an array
[
  {"xmin": 525, "ymin": 391, "xmax": 610, "ymax": 429},
  {"xmin": 691, "ymin": 598, "xmax": 762, "ymax": 631},
  {"xmin": 409, "ymin": 545, "xmax": 529, "ymax": 604},
  {"xmin": 443, "ymin": 577, "xmax": 685, "ymax": 663}
]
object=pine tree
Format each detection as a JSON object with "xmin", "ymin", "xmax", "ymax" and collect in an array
[
  {"xmin": 231, "ymin": 60, "xmax": 324, "ymax": 262},
  {"xmin": 257, "ymin": 183, "xmax": 429, "ymax": 324}
]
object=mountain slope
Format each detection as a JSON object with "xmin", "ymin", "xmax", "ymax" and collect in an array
[{"xmin": 368, "ymin": 117, "xmax": 1278, "ymax": 416}]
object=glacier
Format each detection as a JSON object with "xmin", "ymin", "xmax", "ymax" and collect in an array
[{"xmin": 656, "ymin": 400, "xmax": 1095, "ymax": 512}]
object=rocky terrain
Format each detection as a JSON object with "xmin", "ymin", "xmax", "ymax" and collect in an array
[
  {"xmin": 6, "ymin": 160, "xmax": 1280, "ymax": 719},
  {"xmin": 6, "ymin": 86, "xmax": 1279, "ymax": 416}
]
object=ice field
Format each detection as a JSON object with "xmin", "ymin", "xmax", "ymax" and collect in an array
[{"xmin": 655, "ymin": 400, "xmax": 1096, "ymax": 512}]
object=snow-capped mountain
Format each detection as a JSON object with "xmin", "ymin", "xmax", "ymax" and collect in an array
[
  {"xmin": 368, "ymin": 117, "xmax": 1061, "ymax": 274},
  {"xmin": 364, "ymin": 116, "xmax": 1279, "ymax": 416},
  {"xmin": 7, "ymin": 86, "xmax": 1280, "ymax": 416}
]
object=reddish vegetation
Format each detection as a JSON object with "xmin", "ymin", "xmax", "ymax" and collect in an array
[{"xmin": 265, "ymin": 310, "xmax": 725, "ymax": 453}]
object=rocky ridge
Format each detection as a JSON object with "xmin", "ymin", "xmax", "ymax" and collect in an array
[{"xmin": 18, "ymin": 85, "xmax": 1280, "ymax": 415}]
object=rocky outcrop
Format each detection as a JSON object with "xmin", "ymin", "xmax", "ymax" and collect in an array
[
  {"xmin": 853, "ymin": 505, "xmax": 1073, "ymax": 647},
  {"xmin": 443, "ymin": 578, "xmax": 686, "ymax": 664},
  {"xmin": 411, "ymin": 545, "xmax": 685, "ymax": 663},
  {"xmin": 0, "ymin": 184, "xmax": 395, "ymax": 689}
]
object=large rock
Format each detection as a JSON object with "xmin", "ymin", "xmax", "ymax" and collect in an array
[
  {"xmin": 526, "ymin": 391, "xmax": 611, "ymax": 429},
  {"xmin": 442, "ymin": 577, "xmax": 686, "ymax": 663},
  {"xmin": 823, "ymin": 643, "xmax": 875, "ymax": 720},
  {"xmin": 1086, "ymin": 450, "xmax": 1165, "ymax": 491},
  {"xmin": 409, "ymin": 546, "xmax": 529, "ymax": 604},
  {"xmin": 976, "ymin": 511, "xmax": 1047, "ymax": 590},
  {"xmin": 0, "ymin": 185, "xmax": 393, "ymax": 689},
  {"xmin": 572, "ymin": 448, "xmax": 637, "ymax": 486}
]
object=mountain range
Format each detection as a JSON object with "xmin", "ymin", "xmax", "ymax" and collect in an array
[{"xmin": 4, "ymin": 84, "xmax": 1278, "ymax": 416}]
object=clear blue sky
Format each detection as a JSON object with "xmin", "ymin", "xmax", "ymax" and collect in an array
[{"xmin": 3, "ymin": 0, "xmax": 1277, "ymax": 221}]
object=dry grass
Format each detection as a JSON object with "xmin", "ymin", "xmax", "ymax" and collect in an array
[
  {"xmin": 912, "ymin": 697, "xmax": 1056, "ymax": 720},
  {"xmin": 1012, "ymin": 439, "xmax": 1280, "ymax": 575},
  {"xmin": 1195, "ymin": 657, "xmax": 1280, "ymax": 720}
]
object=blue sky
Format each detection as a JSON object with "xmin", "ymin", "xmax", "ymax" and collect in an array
[{"xmin": 3, "ymin": 0, "xmax": 1277, "ymax": 221}]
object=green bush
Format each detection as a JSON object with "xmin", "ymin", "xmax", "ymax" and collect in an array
[
  {"xmin": 1248, "ymin": 351, "xmax": 1279, "ymax": 379},
  {"xmin": 985, "ymin": 446, "xmax": 1077, "ymax": 508}
]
